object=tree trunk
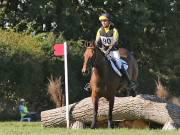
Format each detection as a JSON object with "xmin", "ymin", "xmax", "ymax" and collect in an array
[{"xmin": 41, "ymin": 95, "xmax": 180, "ymax": 128}]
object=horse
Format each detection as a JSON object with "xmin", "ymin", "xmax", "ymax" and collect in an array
[{"xmin": 81, "ymin": 41, "xmax": 138, "ymax": 128}]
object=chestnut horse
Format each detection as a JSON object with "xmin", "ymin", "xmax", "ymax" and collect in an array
[{"xmin": 82, "ymin": 41, "xmax": 138, "ymax": 128}]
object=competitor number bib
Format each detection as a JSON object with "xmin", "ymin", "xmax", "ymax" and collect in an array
[{"xmin": 100, "ymin": 36, "xmax": 113, "ymax": 46}]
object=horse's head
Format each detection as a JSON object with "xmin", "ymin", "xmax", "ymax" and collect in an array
[{"xmin": 82, "ymin": 41, "xmax": 95, "ymax": 76}]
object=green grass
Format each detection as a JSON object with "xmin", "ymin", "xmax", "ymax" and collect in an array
[{"xmin": 0, "ymin": 122, "xmax": 179, "ymax": 135}]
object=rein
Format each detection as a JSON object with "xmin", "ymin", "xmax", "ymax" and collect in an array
[{"xmin": 92, "ymin": 46, "xmax": 110, "ymax": 66}]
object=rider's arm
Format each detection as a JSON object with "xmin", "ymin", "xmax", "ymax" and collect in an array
[
  {"xmin": 113, "ymin": 28, "xmax": 119, "ymax": 43},
  {"xmin": 95, "ymin": 28, "xmax": 101, "ymax": 46}
]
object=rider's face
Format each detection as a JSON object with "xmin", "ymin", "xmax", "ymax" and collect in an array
[{"xmin": 101, "ymin": 19, "xmax": 110, "ymax": 28}]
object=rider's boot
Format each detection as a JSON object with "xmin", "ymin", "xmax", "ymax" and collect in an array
[
  {"xmin": 120, "ymin": 67, "xmax": 135, "ymax": 87},
  {"xmin": 115, "ymin": 59, "xmax": 137, "ymax": 96},
  {"xmin": 119, "ymin": 67, "xmax": 137, "ymax": 97}
]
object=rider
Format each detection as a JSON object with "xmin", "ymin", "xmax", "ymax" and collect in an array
[{"xmin": 95, "ymin": 13, "xmax": 136, "ymax": 90}]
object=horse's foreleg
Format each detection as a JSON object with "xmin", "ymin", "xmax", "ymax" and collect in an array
[
  {"xmin": 108, "ymin": 96, "xmax": 114, "ymax": 128},
  {"xmin": 91, "ymin": 92, "xmax": 99, "ymax": 129}
]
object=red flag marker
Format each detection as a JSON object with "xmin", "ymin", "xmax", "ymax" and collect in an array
[{"xmin": 54, "ymin": 44, "xmax": 64, "ymax": 56}]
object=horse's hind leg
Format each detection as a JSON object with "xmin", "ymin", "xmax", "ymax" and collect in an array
[
  {"xmin": 91, "ymin": 92, "xmax": 99, "ymax": 129},
  {"xmin": 108, "ymin": 96, "xmax": 114, "ymax": 128}
]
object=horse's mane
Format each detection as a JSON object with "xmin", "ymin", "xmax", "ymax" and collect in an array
[
  {"xmin": 93, "ymin": 47, "xmax": 120, "ymax": 79},
  {"xmin": 94, "ymin": 47, "xmax": 112, "ymax": 67}
]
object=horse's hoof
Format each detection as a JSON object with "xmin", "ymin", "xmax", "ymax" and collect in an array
[
  {"xmin": 108, "ymin": 125, "xmax": 114, "ymax": 128},
  {"xmin": 90, "ymin": 124, "xmax": 96, "ymax": 129},
  {"xmin": 108, "ymin": 121, "xmax": 114, "ymax": 128},
  {"xmin": 90, "ymin": 126, "xmax": 96, "ymax": 129}
]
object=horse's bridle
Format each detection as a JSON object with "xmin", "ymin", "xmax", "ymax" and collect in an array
[{"xmin": 85, "ymin": 41, "xmax": 109, "ymax": 69}]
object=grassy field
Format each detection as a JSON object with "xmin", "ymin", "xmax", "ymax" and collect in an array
[{"xmin": 0, "ymin": 122, "xmax": 179, "ymax": 135}]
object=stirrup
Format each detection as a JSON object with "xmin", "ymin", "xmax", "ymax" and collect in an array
[
  {"xmin": 84, "ymin": 83, "xmax": 90, "ymax": 92},
  {"xmin": 129, "ymin": 81, "xmax": 137, "ymax": 90},
  {"xmin": 128, "ymin": 82, "xmax": 137, "ymax": 97}
]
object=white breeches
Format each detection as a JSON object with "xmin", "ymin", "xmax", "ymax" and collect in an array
[
  {"xmin": 109, "ymin": 50, "xmax": 128, "ymax": 70},
  {"xmin": 109, "ymin": 50, "xmax": 120, "ymax": 60}
]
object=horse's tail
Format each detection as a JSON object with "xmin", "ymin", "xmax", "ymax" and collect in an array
[{"xmin": 126, "ymin": 50, "xmax": 138, "ymax": 81}]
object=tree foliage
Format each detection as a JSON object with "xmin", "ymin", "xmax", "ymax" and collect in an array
[{"xmin": 0, "ymin": 30, "xmax": 85, "ymax": 119}]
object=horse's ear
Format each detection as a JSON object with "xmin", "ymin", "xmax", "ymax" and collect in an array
[
  {"xmin": 85, "ymin": 41, "xmax": 91, "ymax": 47},
  {"xmin": 80, "ymin": 40, "xmax": 86, "ymax": 48},
  {"xmin": 91, "ymin": 40, "xmax": 96, "ymax": 47},
  {"xmin": 93, "ymin": 41, "xmax": 96, "ymax": 47},
  {"xmin": 85, "ymin": 41, "xmax": 88, "ymax": 47}
]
